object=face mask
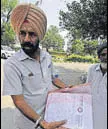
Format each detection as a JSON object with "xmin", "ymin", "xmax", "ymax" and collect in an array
[
  {"xmin": 101, "ymin": 63, "xmax": 107, "ymax": 70},
  {"xmin": 21, "ymin": 41, "xmax": 39, "ymax": 57}
]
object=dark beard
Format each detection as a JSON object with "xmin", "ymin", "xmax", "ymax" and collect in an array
[{"xmin": 21, "ymin": 41, "xmax": 39, "ymax": 57}]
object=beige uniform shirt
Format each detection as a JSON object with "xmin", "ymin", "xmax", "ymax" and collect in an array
[
  {"xmin": 3, "ymin": 49, "xmax": 57, "ymax": 129},
  {"xmin": 86, "ymin": 64, "xmax": 107, "ymax": 129}
]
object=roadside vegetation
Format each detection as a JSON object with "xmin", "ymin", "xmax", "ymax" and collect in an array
[{"xmin": 49, "ymin": 51, "xmax": 98, "ymax": 63}]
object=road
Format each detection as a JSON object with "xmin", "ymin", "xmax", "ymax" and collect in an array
[{"xmin": 1, "ymin": 59, "xmax": 91, "ymax": 129}]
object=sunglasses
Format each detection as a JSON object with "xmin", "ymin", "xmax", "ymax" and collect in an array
[
  {"xmin": 100, "ymin": 53, "xmax": 107, "ymax": 57},
  {"xmin": 19, "ymin": 31, "xmax": 37, "ymax": 37}
]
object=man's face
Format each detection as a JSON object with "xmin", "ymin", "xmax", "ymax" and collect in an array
[
  {"xmin": 19, "ymin": 22, "xmax": 40, "ymax": 56},
  {"xmin": 99, "ymin": 48, "xmax": 107, "ymax": 63},
  {"xmin": 19, "ymin": 22, "xmax": 39, "ymax": 44}
]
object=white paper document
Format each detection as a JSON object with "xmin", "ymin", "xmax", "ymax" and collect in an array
[{"xmin": 44, "ymin": 84, "xmax": 93, "ymax": 129}]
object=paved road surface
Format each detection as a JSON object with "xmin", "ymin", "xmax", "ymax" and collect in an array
[{"xmin": 1, "ymin": 59, "xmax": 91, "ymax": 129}]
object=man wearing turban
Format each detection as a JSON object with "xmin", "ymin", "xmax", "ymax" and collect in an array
[{"xmin": 3, "ymin": 3, "xmax": 68, "ymax": 129}]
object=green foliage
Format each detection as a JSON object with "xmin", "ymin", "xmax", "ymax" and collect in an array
[
  {"xmin": 49, "ymin": 50, "xmax": 66, "ymax": 56},
  {"xmin": 41, "ymin": 25, "xmax": 64, "ymax": 51},
  {"xmin": 49, "ymin": 50, "xmax": 66, "ymax": 62},
  {"xmin": 2, "ymin": 22, "xmax": 15, "ymax": 43},
  {"xmin": 71, "ymin": 39, "xmax": 84, "ymax": 55},
  {"xmin": 1, "ymin": 0, "xmax": 18, "ymax": 45},
  {"xmin": 1, "ymin": 0, "xmax": 18, "ymax": 12},
  {"xmin": 83, "ymin": 39, "xmax": 98, "ymax": 55},
  {"xmin": 70, "ymin": 39, "xmax": 98, "ymax": 56},
  {"xmin": 59, "ymin": 0, "xmax": 107, "ymax": 39},
  {"xmin": 49, "ymin": 51, "xmax": 98, "ymax": 63},
  {"xmin": 65, "ymin": 54, "xmax": 98, "ymax": 63},
  {"xmin": 52, "ymin": 55, "xmax": 66, "ymax": 62}
]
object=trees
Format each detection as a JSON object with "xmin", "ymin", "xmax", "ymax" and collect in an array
[
  {"xmin": 59, "ymin": 0, "xmax": 107, "ymax": 40},
  {"xmin": 59, "ymin": 0, "xmax": 107, "ymax": 56},
  {"xmin": 70, "ymin": 39, "xmax": 98, "ymax": 56},
  {"xmin": 1, "ymin": 0, "xmax": 18, "ymax": 45},
  {"xmin": 41, "ymin": 25, "xmax": 65, "ymax": 51}
]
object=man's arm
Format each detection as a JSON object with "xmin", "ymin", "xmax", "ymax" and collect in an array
[
  {"xmin": 52, "ymin": 78, "xmax": 67, "ymax": 88},
  {"xmin": 11, "ymin": 94, "xmax": 67, "ymax": 129},
  {"xmin": 11, "ymin": 95, "xmax": 40, "ymax": 122}
]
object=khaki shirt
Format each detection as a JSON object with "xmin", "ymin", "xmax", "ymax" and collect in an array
[
  {"xmin": 3, "ymin": 49, "xmax": 57, "ymax": 129},
  {"xmin": 86, "ymin": 64, "xmax": 107, "ymax": 129}
]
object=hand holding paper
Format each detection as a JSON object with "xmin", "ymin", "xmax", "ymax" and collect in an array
[
  {"xmin": 44, "ymin": 83, "xmax": 93, "ymax": 129},
  {"xmin": 40, "ymin": 119, "xmax": 68, "ymax": 129}
]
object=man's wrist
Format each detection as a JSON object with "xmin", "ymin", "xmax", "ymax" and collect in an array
[
  {"xmin": 34, "ymin": 116, "xmax": 44, "ymax": 128},
  {"xmin": 39, "ymin": 120, "xmax": 47, "ymax": 129}
]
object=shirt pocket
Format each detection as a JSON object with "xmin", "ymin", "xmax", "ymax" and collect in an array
[{"xmin": 22, "ymin": 72, "xmax": 43, "ymax": 93}]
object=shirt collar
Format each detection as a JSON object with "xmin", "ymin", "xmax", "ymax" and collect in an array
[
  {"xmin": 18, "ymin": 49, "xmax": 46, "ymax": 62},
  {"xmin": 95, "ymin": 64, "xmax": 101, "ymax": 71}
]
